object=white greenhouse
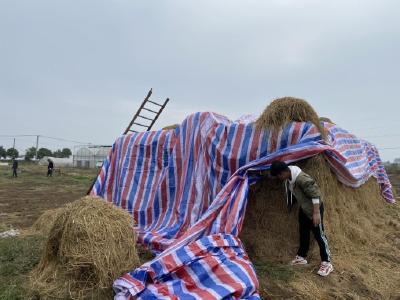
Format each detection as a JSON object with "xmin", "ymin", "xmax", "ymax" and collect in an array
[
  {"xmin": 38, "ymin": 156, "xmax": 73, "ymax": 167},
  {"xmin": 73, "ymin": 145, "xmax": 111, "ymax": 168}
]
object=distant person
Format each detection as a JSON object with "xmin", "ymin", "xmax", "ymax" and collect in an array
[
  {"xmin": 270, "ymin": 160, "xmax": 333, "ymax": 277},
  {"xmin": 47, "ymin": 159, "xmax": 54, "ymax": 177},
  {"xmin": 11, "ymin": 158, "xmax": 18, "ymax": 178}
]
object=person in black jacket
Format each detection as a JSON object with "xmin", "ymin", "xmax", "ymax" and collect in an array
[
  {"xmin": 47, "ymin": 159, "xmax": 54, "ymax": 177},
  {"xmin": 11, "ymin": 158, "xmax": 18, "ymax": 177}
]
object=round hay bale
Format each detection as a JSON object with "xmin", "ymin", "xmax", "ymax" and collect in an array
[
  {"xmin": 256, "ymin": 97, "xmax": 326, "ymax": 139},
  {"xmin": 30, "ymin": 208, "xmax": 65, "ymax": 236},
  {"xmin": 162, "ymin": 124, "xmax": 179, "ymax": 130},
  {"xmin": 319, "ymin": 116, "xmax": 335, "ymax": 124},
  {"xmin": 30, "ymin": 196, "xmax": 140, "ymax": 299}
]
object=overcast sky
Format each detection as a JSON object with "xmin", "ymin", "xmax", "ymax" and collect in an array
[{"xmin": 0, "ymin": 0, "xmax": 399, "ymax": 160}]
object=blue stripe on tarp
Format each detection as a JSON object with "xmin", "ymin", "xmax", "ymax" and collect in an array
[
  {"xmin": 221, "ymin": 124, "xmax": 238, "ymax": 186},
  {"xmin": 238, "ymin": 124, "xmax": 254, "ymax": 167}
]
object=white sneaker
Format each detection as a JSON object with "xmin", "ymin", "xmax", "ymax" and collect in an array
[
  {"xmin": 290, "ymin": 255, "xmax": 308, "ymax": 265},
  {"xmin": 317, "ymin": 261, "xmax": 333, "ymax": 276}
]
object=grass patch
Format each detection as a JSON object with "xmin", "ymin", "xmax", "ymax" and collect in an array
[
  {"xmin": 0, "ymin": 170, "xmax": 95, "ymax": 189},
  {"xmin": 253, "ymin": 259, "xmax": 294, "ymax": 282},
  {"xmin": 0, "ymin": 224, "xmax": 10, "ymax": 232},
  {"xmin": 71, "ymin": 175, "xmax": 95, "ymax": 184},
  {"xmin": 253, "ymin": 258, "xmax": 296, "ymax": 299},
  {"xmin": 0, "ymin": 234, "xmax": 46, "ymax": 299},
  {"xmin": 137, "ymin": 245, "xmax": 155, "ymax": 264},
  {"xmin": 0, "ymin": 279, "xmax": 24, "ymax": 300}
]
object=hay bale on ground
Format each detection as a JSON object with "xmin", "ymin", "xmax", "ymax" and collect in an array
[
  {"xmin": 240, "ymin": 155, "xmax": 398, "ymax": 298},
  {"xmin": 30, "ymin": 208, "xmax": 65, "ymax": 236},
  {"xmin": 30, "ymin": 196, "xmax": 140, "ymax": 299},
  {"xmin": 319, "ymin": 116, "xmax": 335, "ymax": 124},
  {"xmin": 162, "ymin": 124, "xmax": 179, "ymax": 130},
  {"xmin": 256, "ymin": 97, "xmax": 326, "ymax": 139}
]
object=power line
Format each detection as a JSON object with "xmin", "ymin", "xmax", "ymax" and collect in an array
[
  {"xmin": 379, "ymin": 146, "xmax": 400, "ymax": 150},
  {"xmin": 348, "ymin": 121, "xmax": 400, "ymax": 131},
  {"xmin": 0, "ymin": 137, "xmax": 36, "ymax": 143},
  {"xmin": 0, "ymin": 134, "xmax": 93, "ymax": 160},
  {"xmin": 0, "ymin": 134, "xmax": 92, "ymax": 145},
  {"xmin": 361, "ymin": 134, "xmax": 400, "ymax": 139},
  {"xmin": 0, "ymin": 134, "xmax": 38, "ymax": 137},
  {"xmin": 40, "ymin": 135, "xmax": 92, "ymax": 145}
]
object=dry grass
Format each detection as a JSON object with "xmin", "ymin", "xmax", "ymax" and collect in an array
[
  {"xmin": 241, "ymin": 155, "xmax": 400, "ymax": 299},
  {"xmin": 30, "ymin": 208, "xmax": 65, "ymax": 236},
  {"xmin": 256, "ymin": 97, "xmax": 326, "ymax": 139},
  {"xmin": 319, "ymin": 117, "xmax": 335, "ymax": 124},
  {"xmin": 162, "ymin": 124, "xmax": 179, "ymax": 130},
  {"xmin": 29, "ymin": 196, "xmax": 140, "ymax": 299}
]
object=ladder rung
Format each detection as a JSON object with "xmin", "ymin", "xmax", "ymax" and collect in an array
[
  {"xmin": 142, "ymin": 107, "xmax": 159, "ymax": 114},
  {"xmin": 129, "ymin": 129, "xmax": 138, "ymax": 133},
  {"xmin": 133, "ymin": 122, "xmax": 149, "ymax": 128},
  {"xmin": 147, "ymin": 100, "xmax": 163, "ymax": 107},
  {"xmin": 138, "ymin": 115, "xmax": 153, "ymax": 121}
]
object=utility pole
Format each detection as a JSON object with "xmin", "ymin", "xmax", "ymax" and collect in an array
[
  {"xmin": 35, "ymin": 135, "xmax": 40, "ymax": 160},
  {"xmin": 13, "ymin": 138, "xmax": 15, "ymax": 149}
]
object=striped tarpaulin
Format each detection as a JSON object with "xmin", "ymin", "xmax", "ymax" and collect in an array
[{"xmin": 91, "ymin": 112, "xmax": 394, "ymax": 299}]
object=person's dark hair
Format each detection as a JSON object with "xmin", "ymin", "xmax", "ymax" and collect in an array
[{"xmin": 270, "ymin": 160, "xmax": 289, "ymax": 176}]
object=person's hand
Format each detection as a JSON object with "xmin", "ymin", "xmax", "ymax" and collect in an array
[{"xmin": 312, "ymin": 211, "xmax": 321, "ymax": 227}]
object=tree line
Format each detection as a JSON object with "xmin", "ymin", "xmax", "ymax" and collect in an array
[{"xmin": 0, "ymin": 146, "xmax": 72, "ymax": 160}]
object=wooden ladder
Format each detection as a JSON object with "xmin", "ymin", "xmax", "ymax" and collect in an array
[
  {"xmin": 123, "ymin": 89, "xmax": 170, "ymax": 134},
  {"xmin": 86, "ymin": 89, "xmax": 170, "ymax": 195}
]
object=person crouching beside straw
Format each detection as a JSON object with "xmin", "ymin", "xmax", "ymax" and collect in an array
[{"xmin": 270, "ymin": 160, "xmax": 333, "ymax": 277}]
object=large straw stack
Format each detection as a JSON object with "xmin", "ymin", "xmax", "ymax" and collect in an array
[
  {"xmin": 242, "ymin": 97, "xmax": 399, "ymax": 298},
  {"xmin": 255, "ymin": 97, "xmax": 326, "ymax": 139},
  {"xmin": 241, "ymin": 155, "xmax": 387, "ymax": 261},
  {"xmin": 162, "ymin": 124, "xmax": 179, "ymax": 130},
  {"xmin": 30, "ymin": 196, "xmax": 140, "ymax": 299},
  {"xmin": 240, "ymin": 155, "xmax": 399, "ymax": 298}
]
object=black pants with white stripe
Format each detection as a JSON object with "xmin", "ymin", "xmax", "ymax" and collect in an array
[{"xmin": 297, "ymin": 203, "xmax": 331, "ymax": 262}]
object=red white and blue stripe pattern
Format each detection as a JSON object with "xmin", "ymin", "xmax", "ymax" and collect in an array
[{"xmin": 91, "ymin": 112, "xmax": 394, "ymax": 299}]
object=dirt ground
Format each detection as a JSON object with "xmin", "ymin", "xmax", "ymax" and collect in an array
[
  {"xmin": 388, "ymin": 172, "xmax": 400, "ymax": 197},
  {"xmin": 0, "ymin": 163, "xmax": 98, "ymax": 229}
]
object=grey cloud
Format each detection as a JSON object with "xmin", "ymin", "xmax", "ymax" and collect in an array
[{"xmin": 0, "ymin": 0, "xmax": 399, "ymax": 159}]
